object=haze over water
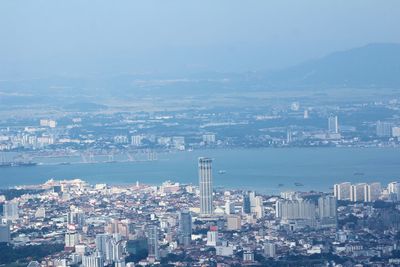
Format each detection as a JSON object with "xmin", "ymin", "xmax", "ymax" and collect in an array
[{"xmin": 2, "ymin": 147, "xmax": 399, "ymax": 194}]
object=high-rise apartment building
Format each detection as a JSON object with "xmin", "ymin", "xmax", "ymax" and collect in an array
[
  {"xmin": 334, "ymin": 182, "xmax": 351, "ymax": 200},
  {"xmin": 82, "ymin": 253, "xmax": 104, "ymax": 267},
  {"xmin": 2, "ymin": 201, "xmax": 19, "ymax": 221},
  {"xmin": 178, "ymin": 211, "xmax": 192, "ymax": 247},
  {"xmin": 242, "ymin": 192, "xmax": 251, "ymax": 214},
  {"xmin": 365, "ymin": 182, "xmax": 382, "ymax": 202},
  {"xmin": 0, "ymin": 223, "xmax": 10, "ymax": 243},
  {"xmin": 350, "ymin": 183, "xmax": 367, "ymax": 202},
  {"xmin": 147, "ymin": 225, "xmax": 159, "ymax": 260},
  {"xmin": 318, "ymin": 195, "xmax": 337, "ymax": 227},
  {"xmin": 206, "ymin": 226, "xmax": 219, "ymax": 246}
]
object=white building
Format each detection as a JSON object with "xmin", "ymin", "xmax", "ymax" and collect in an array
[
  {"xmin": 334, "ymin": 182, "xmax": 351, "ymax": 200},
  {"xmin": 328, "ymin": 116, "xmax": 339, "ymax": 134},
  {"xmin": 206, "ymin": 226, "xmax": 219, "ymax": 246},
  {"xmin": 365, "ymin": 182, "xmax": 382, "ymax": 202},
  {"xmin": 318, "ymin": 195, "xmax": 337, "ymax": 227},
  {"xmin": 65, "ymin": 231, "xmax": 79, "ymax": 249},
  {"xmin": 82, "ymin": 253, "xmax": 104, "ymax": 267},
  {"xmin": 350, "ymin": 183, "xmax": 367, "ymax": 202},
  {"xmin": 2, "ymin": 201, "xmax": 19, "ymax": 221}
]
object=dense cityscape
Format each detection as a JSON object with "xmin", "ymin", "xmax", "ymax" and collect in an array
[
  {"xmin": 2, "ymin": 1, "xmax": 400, "ymax": 267},
  {"xmin": 1, "ymin": 158, "xmax": 400, "ymax": 266},
  {"xmin": 2, "ymin": 96, "xmax": 400, "ymax": 167}
]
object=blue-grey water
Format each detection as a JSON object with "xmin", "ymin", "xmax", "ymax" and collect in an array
[{"xmin": 1, "ymin": 148, "xmax": 400, "ymax": 194}]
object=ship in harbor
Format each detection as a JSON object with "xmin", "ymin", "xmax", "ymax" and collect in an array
[{"xmin": 0, "ymin": 161, "xmax": 38, "ymax": 167}]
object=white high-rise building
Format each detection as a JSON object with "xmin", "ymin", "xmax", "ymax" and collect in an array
[
  {"xmin": 275, "ymin": 199, "xmax": 316, "ymax": 226},
  {"xmin": 199, "ymin": 157, "xmax": 213, "ymax": 215},
  {"xmin": 365, "ymin": 182, "xmax": 382, "ymax": 202},
  {"xmin": 328, "ymin": 116, "xmax": 339, "ymax": 134},
  {"xmin": 387, "ymin": 182, "xmax": 400, "ymax": 201},
  {"xmin": 2, "ymin": 201, "xmax": 19, "ymax": 221},
  {"xmin": 82, "ymin": 253, "xmax": 104, "ymax": 267},
  {"xmin": 95, "ymin": 233, "xmax": 111, "ymax": 258},
  {"xmin": 333, "ymin": 182, "xmax": 351, "ymax": 200},
  {"xmin": 253, "ymin": 196, "xmax": 264, "ymax": 219},
  {"xmin": 111, "ymin": 239, "xmax": 124, "ymax": 262},
  {"xmin": 65, "ymin": 231, "xmax": 79, "ymax": 249},
  {"xmin": 350, "ymin": 183, "xmax": 367, "ymax": 202},
  {"xmin": 206, "ymin": 226, "xmax": 219, "ymax": 246},
  {"xmin": 318, "ymin": 195, "xmax": 337, "ymax": 227},
  {"xmin": 225, "ymin": 200, "xmax": 235, "ymax": 215}
]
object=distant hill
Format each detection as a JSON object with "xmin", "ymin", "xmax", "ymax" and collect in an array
[{"xmin": 265, "ymin": 43, "xmax": 400, "ymax": 89}]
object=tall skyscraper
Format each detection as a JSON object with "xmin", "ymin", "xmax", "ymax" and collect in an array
[
  {"xmin": 95, "ymin": 234, "xmax": 111, "ymax": 258},
  {"xmin": 199, "ymin": 157, "xmax": 213, "ymax": 215},
  {"xmin": 178, "ymin": 211, "xmax": 192, "ymax": 247},
  {"xmin": 328, "ymin": 116, "xmax": 339, "ymax": 134}
]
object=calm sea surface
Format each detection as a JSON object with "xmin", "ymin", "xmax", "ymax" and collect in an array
[{"xmin": 1, "ymin": 148, "xmax": 400, "ymax": 194}]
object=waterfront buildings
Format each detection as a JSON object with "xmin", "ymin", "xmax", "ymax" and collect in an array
[{"xmin": 334, "ymin": 182, "xmax": 351, "ymax": 200}]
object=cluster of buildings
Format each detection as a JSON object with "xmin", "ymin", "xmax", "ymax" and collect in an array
[
  {"xmin": 3, "ymin": 97, "xmax": 400, "ymax": 157},
  {"xmin": 2, "ymin": 160, "xmax": 400, "ymax": 266},
  {"xmin": 334, "ymin": 181, "xmax": 400, "ymax": 202}
]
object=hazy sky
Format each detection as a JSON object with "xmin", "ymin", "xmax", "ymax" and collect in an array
[{"xmin": 1, "ymin": 0, "xmax": 400, "ymax": 78}]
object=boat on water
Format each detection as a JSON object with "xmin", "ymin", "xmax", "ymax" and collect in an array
[
  {"xmin": 218, "ymin": 170, "xmax": 227, "ymax": 174},
  {"xmin": 278, "ymin": 183, "xmax": 284, "ymax": 187},
  {"xmin": 0, "ymin": 161, "xmax": 38, "ymax": 167},
  {"xmin": 354, "ymin": 172, "xmax": 364, "ymax": 176},
  {"xmin": 294, "ymin": 182, "xmax": 304, "ymax": 186}
]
